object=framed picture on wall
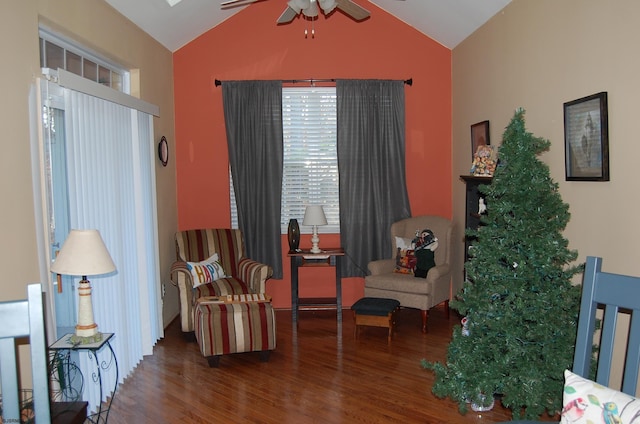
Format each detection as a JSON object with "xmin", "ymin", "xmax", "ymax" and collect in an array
[
  {"xmin": 470, "ymin": 120, "xmax": 490, "ymax": 160},
  {"xmin": 563, "ymin": 92, "xmax": 609, "ymax": 181}
]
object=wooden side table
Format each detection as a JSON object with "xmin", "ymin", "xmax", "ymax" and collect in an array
[{"xmin": 288, "ymin": 248, "xmax": 345, "ymax": 324}]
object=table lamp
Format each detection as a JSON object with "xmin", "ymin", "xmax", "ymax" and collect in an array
[
  {"xmin": 302, "ymin": 205, "xmax": 327, "ymax": 254},
  {"xmin": 51, "ymin": 229, "xmax": 116, "ymax": 343}
]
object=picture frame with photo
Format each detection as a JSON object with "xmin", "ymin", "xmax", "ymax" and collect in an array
[
  {"xmin": 471, "ymin": 120, "xmax": 490, "ymax": 160},
  {"xmin": 563, "ymin": 92, "xmax": 609, "ymax": 181}
]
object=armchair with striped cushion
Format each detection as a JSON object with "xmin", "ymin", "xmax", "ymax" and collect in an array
[{"xmin": 170, "ymin": 229, "xmax": 273, "ymax": 335}]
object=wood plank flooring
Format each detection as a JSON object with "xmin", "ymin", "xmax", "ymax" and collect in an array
[{"xmin": 106, "ymin": 304, "xmax": 558, "ymax": 423}]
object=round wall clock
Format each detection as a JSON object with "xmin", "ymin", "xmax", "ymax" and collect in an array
[{"xmin": 158, "ymin": 136, "xmax": 168, "ymax": 167}]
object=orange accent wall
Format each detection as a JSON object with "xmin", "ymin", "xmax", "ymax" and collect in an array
[{"xmin": 173, "ymin": 1, "xmax": 452, "ymax": 309}]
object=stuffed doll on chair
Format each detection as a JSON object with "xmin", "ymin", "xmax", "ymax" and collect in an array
[{"xmin": 413, "ymin": 229, "xmax": 438, "ymax": 278}]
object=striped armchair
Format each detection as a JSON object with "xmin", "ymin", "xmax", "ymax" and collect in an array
[{"xmin": 170, "ymin": 229, "xmax": 273, "ymax": 334}]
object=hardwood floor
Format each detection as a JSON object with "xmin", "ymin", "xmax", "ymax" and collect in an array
[{"xmin": 106, "ymin": 304, "xmax": 555, "ymax": 423}]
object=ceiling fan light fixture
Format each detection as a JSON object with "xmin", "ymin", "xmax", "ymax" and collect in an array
[
  {"xmin": 318, "ymin": 0, "xmax": 337, "ymax": 14},
  {"xmin": 289, "ymin": 0, "xmax": 310, "ymax": 12},
  {"xmin": 302, "ymin": 0, "xmax": 319, "ymax": 18},
  {"xmin": 275, "ymin": 0, "xmax": 369, "ymax": 25},
  {"xmin": 166, "ymin": 0, "xmax": 182, "ymax": 7}
]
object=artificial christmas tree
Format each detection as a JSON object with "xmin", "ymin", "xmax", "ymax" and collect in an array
[{"xmin": 423, "ymin": 109, "xmax": 581, "ymax": 420}]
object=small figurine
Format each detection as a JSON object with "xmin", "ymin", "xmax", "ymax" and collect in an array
[
  {"xmin": 478, "ymin": 198, "xmax": 487, "ymax": 214},
  {"xmin": 470, "ymin": 145, "xmax": 497, "ymax": 176},
  {"xmin": 461, "ymin": 316, "xmax": 470, "ymax": 336}
]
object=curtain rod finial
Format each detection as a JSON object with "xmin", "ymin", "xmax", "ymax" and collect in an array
[{"xmin": 215, "ymin": 79, "xmax": 221, "ymax": 87}]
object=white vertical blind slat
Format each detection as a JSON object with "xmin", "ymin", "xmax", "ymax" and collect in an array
[{"xmin": 63, "ymin": 86, "xmax": 162, "ymax": 413}]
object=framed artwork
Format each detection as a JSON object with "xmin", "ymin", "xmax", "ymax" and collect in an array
[
  {"xmin": 471, "ymin": 120, "xmax": 490, "ymax": 160},
  {"xmin": 563, "ymin": 92, "xmax": 609, "ymax": 181}
]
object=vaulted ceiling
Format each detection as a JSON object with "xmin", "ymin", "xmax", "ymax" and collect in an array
[{"xmin": 104, "ymin": 0, "xmax": 512, "ymax": 52}]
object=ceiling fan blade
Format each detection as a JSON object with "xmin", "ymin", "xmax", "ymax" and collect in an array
[
  {"xmin": 277, "ymin": 6, "xmax": 300, "ymax": 24},
  {"xmin": 221, "ymin": 0, "xmax": 260, "ymax": 8},
  {"xmin": 335, "ymin": 0, "xmax": 370, "ymax": 20}
]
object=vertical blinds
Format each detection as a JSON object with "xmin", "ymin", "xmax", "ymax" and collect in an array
[{"xmin": 41, "ymin": 76, "xmax": 163, "ymax": 413}]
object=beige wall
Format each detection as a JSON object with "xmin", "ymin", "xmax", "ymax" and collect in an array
[
  {"xmin": 452, "ymin": 0, "xmax": 639, "ymax": 387},
  {"xmin": 1, "ymin": 1, "xmax": 40, "ymax": 300},
  {"xmin": 1, "ymin": 0, "xmax": 179, "ymax": 327},
  {"xmin": 453, "ymin": 0, "xmax": 640, "ymax": 284}
]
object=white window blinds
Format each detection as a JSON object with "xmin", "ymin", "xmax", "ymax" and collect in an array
[{"xmin": 231, "ymin": 86, "xmax": 339, "ymax": 233}]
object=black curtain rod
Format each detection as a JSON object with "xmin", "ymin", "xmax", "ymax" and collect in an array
[{"xmin": 214, "ymin": 78, "xmax": 413, "ymax": 86}]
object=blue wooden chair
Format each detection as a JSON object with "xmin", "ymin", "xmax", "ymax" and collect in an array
[
  {"xmin": 573, "ymin": 256, "xmax": 640, "ymax": 394},
  {"xmin": 504, "ymin": 256, "xmax": 640, "ymax": 423},
  {"xmin": 0, "ymin": 284, "xmax": 51, "ymax": 422}
]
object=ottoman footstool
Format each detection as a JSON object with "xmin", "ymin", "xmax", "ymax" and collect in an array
[
  {"xmin": 351, "ymin": 297, "xmax": 400, "ymax": 344},
  {"xmin": 195, "ymin": 294, "xmax": 276, "ymax": 367}
]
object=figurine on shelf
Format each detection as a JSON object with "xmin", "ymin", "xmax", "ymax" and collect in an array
[
  {"xmin": 461, "ymin": 316, "xmax": 470, "ymax": 336},
  {"xmin": 478, "ymin": 198, "xmax": 487, "ymax": 215},
  {"xmin": 470, "ymin": 145, "xmax": 497, "ymax": 176}
]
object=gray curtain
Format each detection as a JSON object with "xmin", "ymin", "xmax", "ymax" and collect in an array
[
  {"xmin": 336, "ymin": 80, "xmax": 411, "ymax": 277},
  {"xmin": 222, "ymin": 80, "xmax": 284, "ymax": 279}
]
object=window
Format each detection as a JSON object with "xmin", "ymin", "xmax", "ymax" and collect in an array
[
  {"xmin": 231, "ymin": 86, "xmax": 339, "ymax": 233},
  {"xmin": 39, "ymin": 29, "xmax": 129, "ymax": 93}
]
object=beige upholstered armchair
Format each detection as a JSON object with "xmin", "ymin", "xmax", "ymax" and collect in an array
[
  {"xmin": 170, "ymin": 229, "xmax": 273, "ymax": 334},
  {"xmin": 364, "ymin": 215, "xmax": 454, "ymax": 333}
]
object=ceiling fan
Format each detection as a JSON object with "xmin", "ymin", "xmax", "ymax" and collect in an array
[{"xmin": 221, "ymin": 0, "xmax": 371, "ymax": 23}]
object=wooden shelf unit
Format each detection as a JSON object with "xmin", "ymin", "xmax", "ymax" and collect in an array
[{"xmin": 460, "ymin": 175, "xmax": 492, "ymax": 263}]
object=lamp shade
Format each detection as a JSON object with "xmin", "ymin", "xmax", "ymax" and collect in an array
[
  {"xmin": 51, "ymin": 229, "xmax": 116, "ymax": 276},
  {"xmin": 302, "ymin": 205, "xmax": 327, "ymax": 226}
]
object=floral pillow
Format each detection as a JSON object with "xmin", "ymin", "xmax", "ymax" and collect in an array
[
  {"xmin": 561, "ymin": 369, "xmax": 640, "ymax": 424},
  {"xmin": 393, "ymin": 237, "xmax": 416, "ymax": 274},
  {"xmin": 186, "ymin": 253, "xmax": 227, "ymax": 288}
]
